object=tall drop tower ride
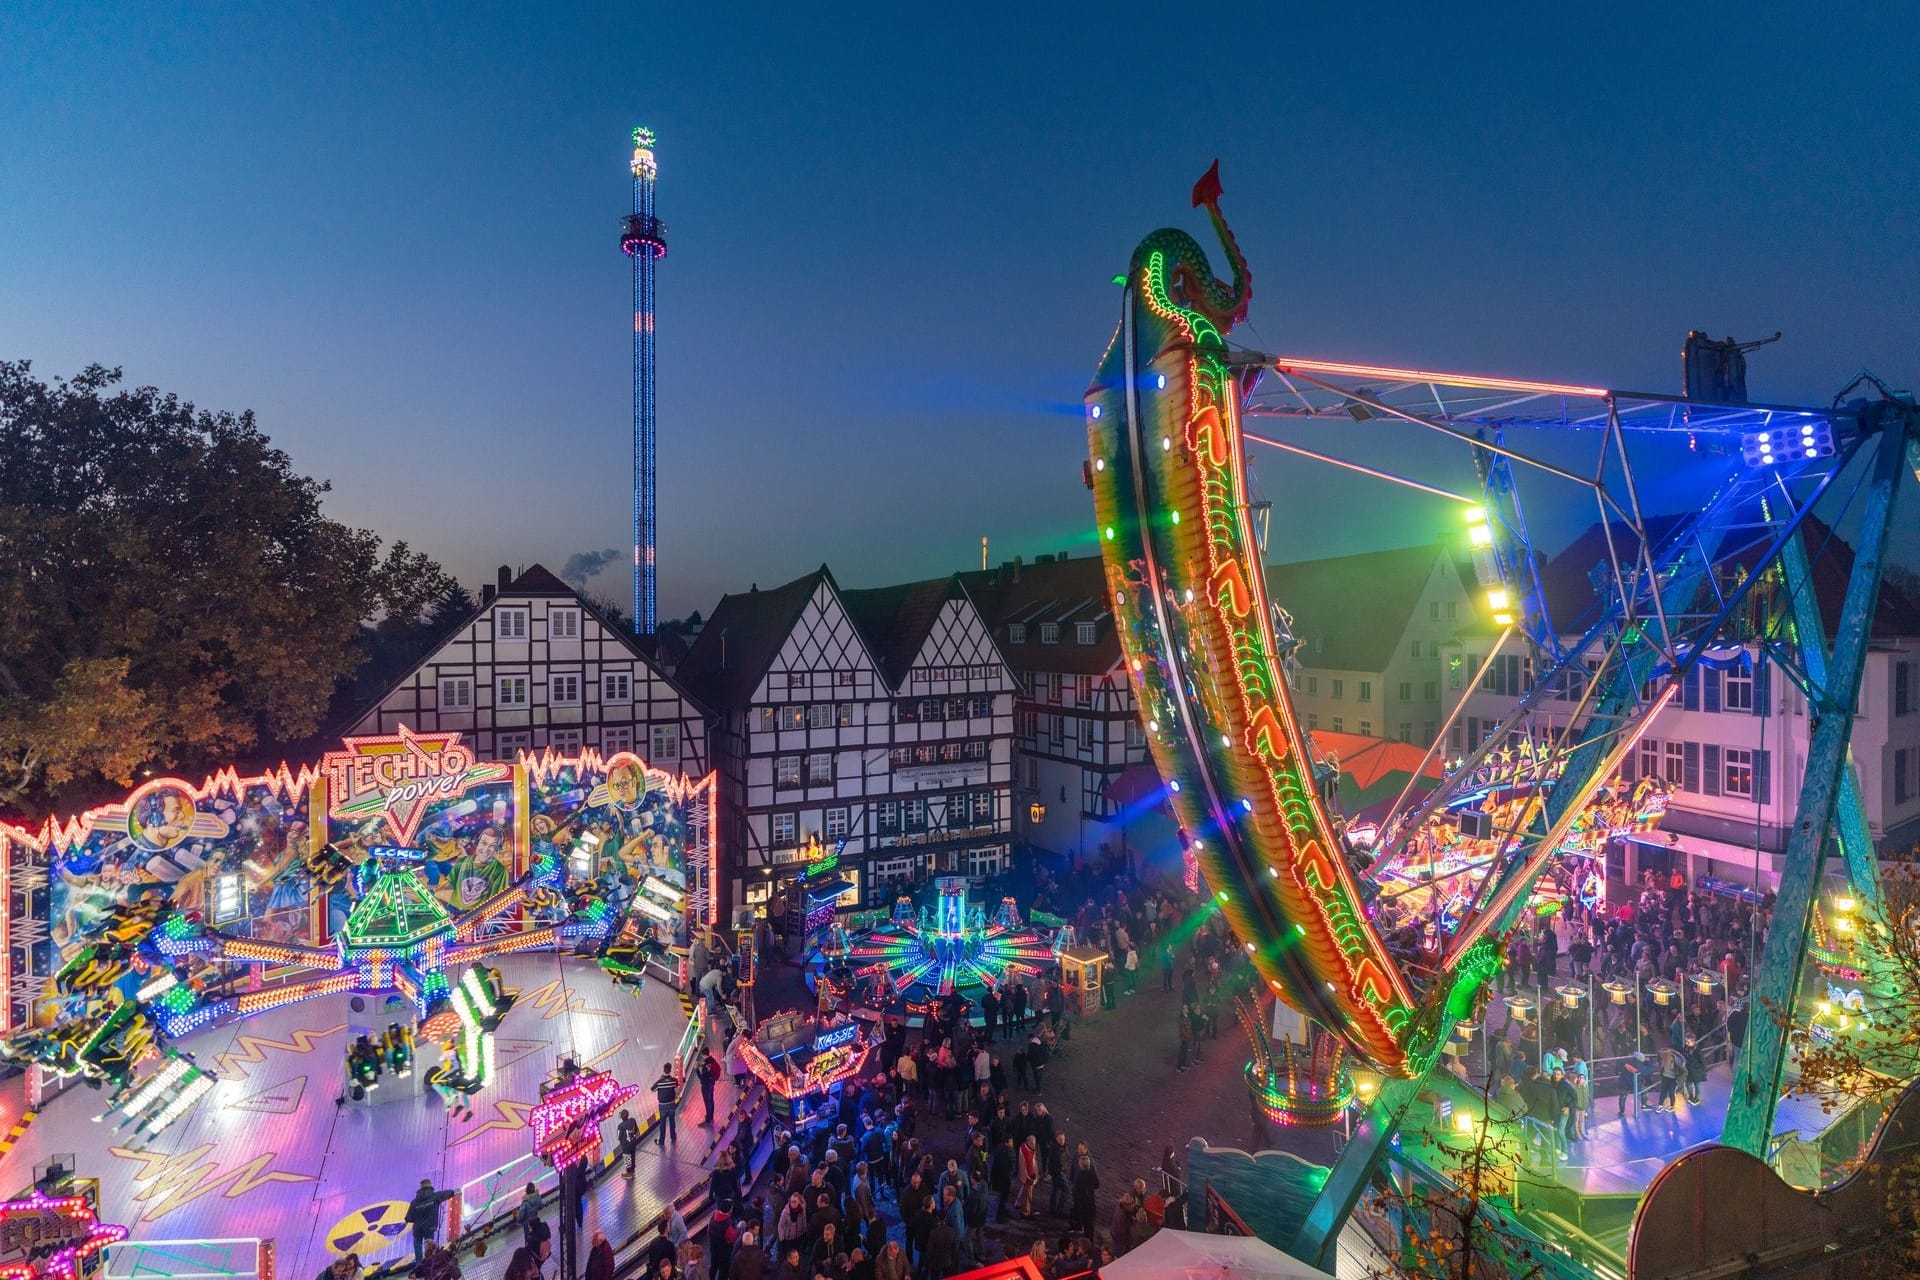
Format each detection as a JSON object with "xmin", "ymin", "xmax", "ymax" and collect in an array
[{"xmin": 620, "ymin": 126, "xmax": 667, "ymax": 636}]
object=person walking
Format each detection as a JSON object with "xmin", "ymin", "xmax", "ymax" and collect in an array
[
  {"xmin": 653, "ymin": 1060, "xmax": 681, "ymax": 1146},
  {"xmin": 619, "ymin": 1109, "xmax": 642, "ymax": 1176},
  {"xmin": 1176, "ymin": 1005, "xmax": 1193, "ymax": 1072},
  {"xmin": 406, "ymin": 1178, "xmax": 455, "ymax": 1266},
  {"xmin": 1123, "ymin": 945, "xmax": 1138, "ymax": 995},
  {"xmin": 1026, "ymin": 1031, "xmax": 1048, "ymax": 1094}
]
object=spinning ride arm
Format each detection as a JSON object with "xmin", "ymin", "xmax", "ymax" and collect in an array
[{"xmin": 1087, "ymin": 168, "xmax": 1474, "ymax": 1076}]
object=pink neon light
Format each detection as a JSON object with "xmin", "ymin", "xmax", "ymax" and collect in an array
[{"xmin": 1271, "ymin": 357, "xmax": 1607, "ymax": 400}]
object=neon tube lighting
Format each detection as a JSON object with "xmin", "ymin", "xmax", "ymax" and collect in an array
[{"xmin": 1271, "ymin": 357, "xmax": 1607, "ymax": 399}]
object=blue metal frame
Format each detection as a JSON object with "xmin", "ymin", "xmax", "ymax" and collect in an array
[{"xmin": 1723, "ymin": 411, "xmax": 1912, "ymax": 1154}]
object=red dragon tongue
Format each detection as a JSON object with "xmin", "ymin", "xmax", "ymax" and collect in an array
[{"xmin": 1191, "ymin": 159, "xmax": 1223, "ymax": 209}]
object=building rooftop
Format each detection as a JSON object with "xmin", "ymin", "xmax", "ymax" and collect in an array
[
  {"xmin": 961, "ymin": 553, "xmax": 1122, "ymax": 677},
  {"xmin": 840, "ymin": 576, "xmax": 964, "ymax": 689},
  {"xmin": 1265, "ymin": 544, "xmax": 1450, "ymax": 673},
  {"xmin": 674, "ymin": 567, "xmax": 834, "ymax": 709}
]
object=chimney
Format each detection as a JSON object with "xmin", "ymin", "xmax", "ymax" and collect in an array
[
  {"xmin": 496, "ymin": 565, "xmax": 512, "ymax": 593},
  {"xmin": 1011, "ymin": 556, "xmax": 1022, "ymax": 583},
  {"xmin": 1059, "ymin": 550, "xmax": 1070, "ymax": 562},
  {"xmin": 719, "ymin": 628, "xmax": 728, "ymax": 670},
  {"xmin": 481, "ymin": 584, "xmax": 497, "ymax": 604}
]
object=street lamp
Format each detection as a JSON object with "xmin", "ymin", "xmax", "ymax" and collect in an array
[{"xmin": 1028, "ymin": 801, "xmax": 1047, "ymax": 826}]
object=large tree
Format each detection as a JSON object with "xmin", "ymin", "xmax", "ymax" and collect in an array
[{"xmin": 0, "ymin": 361, "xmax": 454, "ymax": 812}]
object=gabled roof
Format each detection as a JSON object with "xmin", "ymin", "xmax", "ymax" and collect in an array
[
  {"xmin": 1540, "ymin": 513, "xmax": 1920, "ymax": 640},
  {"xmin": 960, "ymin": 553, "xmax": 1124, "ymax": 677},
  {"xmin": 840, "ymin": 576, "xmax": 965, "ymax": 689},
  {"xmin": 675, "ymin": 567, "xmax": 835, "ymax": 709},
  {"xmin": 1265, "ymin": 544, "xmax": 1450, "ymax": 672},
  {"xmin": 337, "ymin": 562, "xmax": 709, "ymax": 733},
  {"xmin": 504, "ymin": 564, "xmax": 577, "ymax": 597}
]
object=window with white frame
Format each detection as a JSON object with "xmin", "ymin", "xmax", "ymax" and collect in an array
[
  {"xmin": 1664, "ymin": 741, "xmax": 1685, "ymax": 785},
  {"xmin": 439, "ymin": 677, "xmax": 473, "ymax": 709},
  {"xmin": 1075, "ymin": 675, "xmax": 1093, "ymax": 706},
  {"xmin": 807, "ymin": 753, "xmax": 833, "ymax": 785},
  {"xmin": 1723, "ymin": 747, "xmax": 1755, "ymax": 798},
  {"xmin": 1016, "ymin": 710, "xmax": 1036, "ymax": 738},
  {"xmin": 770, "ymin": 813, "xmax": 797, "ymax": 847},
  {"xmin": 940, "ymin": 742, "xmax": 962, "ymax": 762},
  {"xmin": 1723, "ymin": 665, "xmax": 1754, "ymax": 711},
  {"xmin": 922, "ymin": 699, "xmax": 943, "ymax": 721},
  {"xmin": 549, "ymin": 608, "xmax": 580, "ymax": 640},
  {"xmin": 1076, "ymin": 622, "xmax": 1095, "ymax": 645},
  {"xmin": 1308, "ymin": 713, "xmax": 1319, "ymax": 730},
  {"xmin": 903, "ymin": 798, "xmax": 926, "ymax": 832},
  {"xmin": 496, "ymin": 730, "xmax": 532, "ymax": 754},
  {"xmin": 1359, "ymin": 720, "xmax": 1372, "ymax": 737},
  {"xmin": 782, "ymin": 706, "xmax": 806, "ymax": 730},
  {"xmin": 808, "ymin": 704, "xmax": 832, "ymax": 729},
  {"xmin": 550, "ymin": 728, "xmax": 583, "ymax": 754},
  {"xmin": 825, "ymin": 807, "xmax": 849, "ymax": 839},
  {"xmin": 1332, "ymin": 717, "xmax": 1344, "ymax": 732},
  {"xmin": 915, "ymin": 745, "xmax": 937, "ymax": 765},
  {"xmin": 964, "ymin": 740, "xmax": 987, "ymax": 760},
  {"xmin": 1399, "ymin": 722, "xmax": 1412, "ymax": 742},
  {"xmin": 1331, "ymin": 679, "xmax": 1344, "ymax": 700},
  {"xmin": 1307, "ymin": 676, "xmax": 1318, "ymax": 695},
  {"xmin": 498, "ymin": 675, "xmax": 529, "ymax": 708},
  {"xmin": 1008, "ymin": 623, "xmax": 1027, "ymax": 644},
  {"xmin": 650, "ymin": 724, "xmax": 679, "ymax": 761},
  {"xmin": 1126, "ymin": 718, "xmax": 1143, "ymax": 748},
  {"xmin": 605, "ymin": 672, "xmax": 633, "ymax": 703},
  {"xmin": 496, "ymin": 608, "xmax": 528, "ymax": 640},
  {"xmin": 1640, "ymin": 738, "xmax": 1659, "ymax": 778},
  {"xmin": 1399, "ymin": 681, "xmax": 1412, "ymax": 702},
  {"xmin": 889, "ymin": 747, "xmax": 913, "ymax": 768},
  {"xmin": 1430, "ymin": 601, "xmax": 1440, "ymax": 620},
  {"xmin": 947, "ymin": 793, "xmax": 971, "ymax": 827},
  {"xmin": 970, "ymin": 695, "xmax": 993, "ymax": 718},
  {"xmin": 837, "ymin": 703, "xmax": 855, "ymax": 726},
  {"xmin": 875, "ymin": 801, "xmax": 900, "ymax": 834},
  {"xmin": 755, "ymin": 707, "xmax": 776, "ymax": 732},
  {"xmin": 775, "ymin": 756, "xmax": 802, "ymax": 789},
  {"xmin": 603, "ymin": 725, "xmax": 633, "ymax": 754},
  {"xmin": 1358, "ymin": 681, "xmax": 1372, "ymax": 703},
  {"xmin": 946, "ymin": 697, "xmax": 968, "ymax": 720},
  {"xmin": 1040, "ymin": 623, "xmax": 1059, "ymax": 645},
  {"xmin": 551, "ymin": 674, "xmax": 581, "ymax": 705}
]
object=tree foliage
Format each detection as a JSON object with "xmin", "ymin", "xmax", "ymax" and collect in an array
[
  {"xmin": 1783, "ymin": 864, "xmax": 1920, "ymax": 1276},
  {"xmin": 0, "ymin": 362, "xmax": 453, "ymax": 812}
]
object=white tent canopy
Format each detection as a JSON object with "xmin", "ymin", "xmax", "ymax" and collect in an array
[{"xmin": 1098, "ymin": 1229, "xmax": 1335, "ymax": 1280}]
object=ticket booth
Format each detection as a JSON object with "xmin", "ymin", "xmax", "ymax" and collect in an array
[{"xmin": 1060, "ymin": 945, "xmax": 1109, "ymax": 1016}]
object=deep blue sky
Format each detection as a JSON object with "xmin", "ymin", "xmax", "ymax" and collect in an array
[{"xmin": 5, "ymin": 4, "xmax": 1917, "ymax": 618}]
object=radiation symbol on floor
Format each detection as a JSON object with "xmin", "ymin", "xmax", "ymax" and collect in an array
[{"xmin": 326, "ymin": 1200, "xmax": 410, "ymax": 1257}]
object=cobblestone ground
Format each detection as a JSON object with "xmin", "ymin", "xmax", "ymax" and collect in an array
[{"xmin": 753, "ymin": 869, "xmax": 1349, "ymax": 1262}]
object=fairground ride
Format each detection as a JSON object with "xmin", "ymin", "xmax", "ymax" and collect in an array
[{"xmin": 1088, "ymin": 163, "xmax": 1920, "ymax": 1274}]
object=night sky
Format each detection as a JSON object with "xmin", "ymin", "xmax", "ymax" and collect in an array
[{"xmin": 5, "ymin": 4, "xmax": 1917, "ymax": 618}]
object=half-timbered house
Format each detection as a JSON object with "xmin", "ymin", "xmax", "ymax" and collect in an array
[
  {"xmin": 344, "ymin": 564, "xmax": 708, "ymax": 774},
  {"xmin": 676, "ymin": 567, "xmax": 1016, "ymax": 918},
  {"xmin": 963, "ymin": 553, "xmax": 1159, "ymax": 868}
]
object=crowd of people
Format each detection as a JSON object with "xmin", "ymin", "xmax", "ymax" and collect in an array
[{"xmin": 1468, "ymin": 872, "xmax": 1766, "ymax": 1148}]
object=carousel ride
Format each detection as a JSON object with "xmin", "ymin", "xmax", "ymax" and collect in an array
[
  {"xmin": 1086, "ymin": 163, "xmax": 1919, "ymax": 1273},
  {"xmin": 804, "ymin": 879, "xmax": 1069, "ymax": 1025}
]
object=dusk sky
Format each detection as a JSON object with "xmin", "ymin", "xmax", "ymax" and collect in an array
[{"xmin": 5, "ymin": 4, "xmax": 1917, "ymax": 618}]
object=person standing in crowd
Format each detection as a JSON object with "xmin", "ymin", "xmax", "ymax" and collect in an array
[
  {"xmin": 516, "ymin": 1183, "xmax": 547, "ymax": 1255},
  {"xmin": 406, "ymin": 1178, "xmax": 455, "ymax": 1266},
  {"xmin": 586, "ymin": 1230, "xmax": 615, "ymax": 1280},
  {"xmin": 653, "ymin": 1060, "xmax": 681, "ymax": 1146},
  {"xmin": 1069, "ymin": 1153, "xmax": 1100, "ymax": 1239},
  {"xmin": 699, "ymin": 1049, "xmax": 722, "ymax": 1126}
]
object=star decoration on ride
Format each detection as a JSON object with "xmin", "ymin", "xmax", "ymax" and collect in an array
[
  {"xmin": 529, "ymin": 1070, "xmax": 640, "ymax": 1171},
  {"xmin": 0, "ymin": 1189, "xmax": 129, "ymax": 1280}
]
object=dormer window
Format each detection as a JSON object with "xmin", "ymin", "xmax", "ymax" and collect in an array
[
  {"xmin": 1076, "ymin": 622, "xmax": 1095, "ymax": 645},
  {"xmin": 1008, "ymin": 623, "xmax": 1027, "ymax": 644},
  {"xmin": 1040, "ymin": 623, "xmax": 1059, "ymax": 645}
]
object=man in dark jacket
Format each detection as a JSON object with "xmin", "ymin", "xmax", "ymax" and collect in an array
[
  {"xmin": 699, "ymin": 1051, "xmax": 723, "ymax": 1126},
  {"xmin": 586, "ymin": 1230, "xmax": 616, "ymax": 1280},
  {"xmin": 922, "ymin": 1213, "xmax": 960, "ymax": 1278},
  {"xmin": 406, "ymin": 1178, "xmax": 455, "ymax": 1266},
  {"xmin": 619, "ymin": 1109, "xmax": 642, "ymax": 1175},
  {"xmin": 653, "ymin": 1061, "xmax": 680, "ymax": 1146}
]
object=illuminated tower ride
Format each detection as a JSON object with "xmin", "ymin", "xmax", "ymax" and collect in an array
[{"xmin": 620, "ymin": 127, "xmax": 667, "ymax": 636}]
